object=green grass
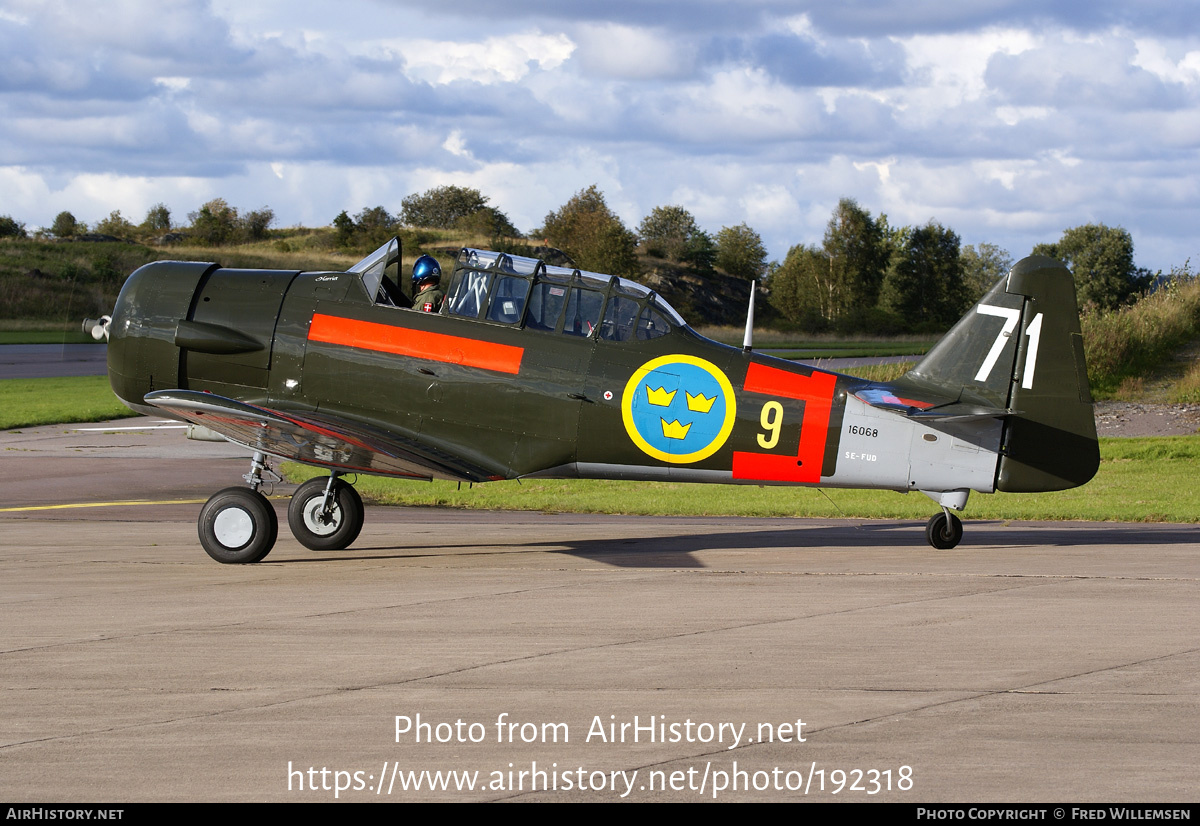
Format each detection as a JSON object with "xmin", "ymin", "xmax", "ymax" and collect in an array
[
  {"xmin": 836, "ymin": 361, "xmax": 916, "ymax": 382},
  {"xmin": 282, "ymin": 436, "xmax": 1200, "ymax": 524},
  {"xmin": 0, "ymin": 376, "xmax": 138, "ymax": 429}
]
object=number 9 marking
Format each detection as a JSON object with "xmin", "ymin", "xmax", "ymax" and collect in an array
[
  {"xmin": 758, "ymin": 400, "xmax": 783, "ymax": 449},
  {"xmin": 732, "ymin": 365, "xmax": 837, "ymax": 484}
]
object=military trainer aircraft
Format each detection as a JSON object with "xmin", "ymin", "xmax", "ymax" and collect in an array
[{"xmin": 96, "ymin": 239, "xmax": 1098, "ymax": 562}]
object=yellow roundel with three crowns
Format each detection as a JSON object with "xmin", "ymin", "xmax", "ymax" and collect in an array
[{"xmin": 621, "ymin": 354, "xmax": 737, "ymax": 463}]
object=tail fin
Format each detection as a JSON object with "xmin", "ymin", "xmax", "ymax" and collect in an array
[{"xmin": 898, "ymin": 255, "xmax": 1099, "ymax": 492}]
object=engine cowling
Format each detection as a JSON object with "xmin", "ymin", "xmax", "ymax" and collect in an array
[{"xmin": 107, "ymin": 261, "xmax": 299, "ymax": 415}]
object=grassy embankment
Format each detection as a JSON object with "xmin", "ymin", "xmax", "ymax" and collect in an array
[
  {"xmin": 0, "ymin": 226, "xmax": 502, "ymax": 331},
  {"xmin": 1082, "ymin": 274, "xmax": 1200, "ymax": 401},
  {"xmin": 0, "ymin": 234, "xmax": 363, "ymax": 327}
]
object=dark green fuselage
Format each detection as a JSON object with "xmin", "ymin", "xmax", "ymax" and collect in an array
[{"xmin": 107, "ymin": 249, "xmax": 1098, "ymax": 495}]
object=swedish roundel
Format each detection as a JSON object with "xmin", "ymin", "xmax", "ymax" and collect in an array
[{"xmin": 621, "ymin": 355, "xmax": 737, "ymax": 464}]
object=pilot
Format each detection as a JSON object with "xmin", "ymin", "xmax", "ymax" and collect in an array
[{"xmin": 412, "ymin": 255, "xmax": 445, "ymax": 313}]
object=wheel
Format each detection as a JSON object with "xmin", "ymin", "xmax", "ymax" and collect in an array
[
  {"xmin": 925, "ymin": 512, "xmax": 964, "ymax": 550},
  {"xmin": 198, "ymin": 487, "xmax": 278, "ymax": 564},
  {"xmin": 287, "ymin": 477, "xmax": 364, "ymax": 551}
]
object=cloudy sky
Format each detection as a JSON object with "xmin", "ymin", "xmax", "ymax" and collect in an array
[{"xmin": 1, "ymin": 0, "xmax": 1197, "ymax": 272}]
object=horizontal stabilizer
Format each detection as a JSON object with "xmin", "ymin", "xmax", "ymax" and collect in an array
[
  {"xmin": 903, "ymin": 402, "xmax": 1017, "ymax": 422},
  {"xmin": 851, "ymin": 385, "xmax": 952, "ymax": 413},
  {"xmin": 852, "ymin": 386, "xmax": 1013, "ymax": 421}
]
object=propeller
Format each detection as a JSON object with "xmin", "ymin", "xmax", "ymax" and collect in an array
[{"xmin": 82, "ymin": 314, "xmax": 111, "ymax": 341}]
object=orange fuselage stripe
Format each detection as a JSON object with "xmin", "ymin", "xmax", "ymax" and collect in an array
[{"xmin": 308, "ymin": 313, "xmax": 524, "ymax": 375}]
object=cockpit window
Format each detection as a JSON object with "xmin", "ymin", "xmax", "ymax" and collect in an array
[
  {"xmin": 486, "ymin": 275, "xmax": 531, "ymax": 325},
  {"xmin": 562, "ymin": 287, "xmax": 604, "ymax": 337},
  {"xmin": 447, "ymin": 270, "xmax": 494, "ymax": 319},
  {"xmin": 525, "ymin": 281, "xmax": 569, "ymax": 332},
  {"xmin": 600, "ymin": 296, "xmax": 640, "ymax": 342},
  {"xmin": 351, "ymin": 237, "xmax": 399, "ymax": 303},
  {"xmin": 442, "ymin": 247, "xmax": 688, "ymax": 336},
  {"xmin": 636, "ymin": 307, "xmax": 672, "ymax": 340}
]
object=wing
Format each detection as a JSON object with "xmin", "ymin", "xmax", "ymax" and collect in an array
[{"xmin": 144, "ymin": 389, "xmax": 490, "ymax": 482}]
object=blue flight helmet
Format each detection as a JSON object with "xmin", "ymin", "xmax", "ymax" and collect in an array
[{"xmin": 412, "ymin": 255, "xmax": 441, "ymax": 288}]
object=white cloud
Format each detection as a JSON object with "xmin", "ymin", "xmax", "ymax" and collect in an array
[
  {"xmin": 737, "ymin": 183, "xmax": 804, "ymax": 238},
  {"xmin": 0, "ymin": 7, "xmax": 30, "ymax": 25},
  {"xmin": 972, "ymin": 160, "xmax": 1035, "ymax": 191},
  {"xmin": 994, "ymin": 105, "xmax": 1051, "ymax": 126},
  {"xmin": 782, "ymin": 14, "xmax": 820, "ymax": 43},
  {"xmin": 571, "ymin": 22, "xmax": 694, "ymax": 80},
  {"xmin": 665, "ymin": 66, "xmax": 826, "ymax": 142},
  {"xmin": 1131, "ymin": 36, "xmax": 1200, "ymax": 85},
  {"xmin": 153, "ymin": 77, "xmax": 191, "ymax": 92},
  {"xmin": 899, "ymin": 28, "xmax": 1037, "ymax": 103},
  {"xmin": 442, "ymin": 130, "xmax": 471, "ymax": 158},
  {"xmin": 391, "ymin": 30, "xmax": 574, "ymax": 86}
]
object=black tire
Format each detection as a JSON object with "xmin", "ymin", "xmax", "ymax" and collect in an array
[
  {"xmin": 925, "ymin": 512, "xmax": 964, "ymax": 550},
  {"xmin": 287, "ymin": 477, "xmax": 364, "ymax": 551},
  {"xmin": 198, "ymin": 487, "xmax": 278, "ymax": 564}
]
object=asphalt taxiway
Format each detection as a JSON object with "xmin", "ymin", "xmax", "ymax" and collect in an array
[
  {"xmin": 0, "ymin": 343, "xmax": 108, "ymax": 379},
  {"xmin": 1, "ymin": 420, "xmax": 1197, "ymax": 802}
]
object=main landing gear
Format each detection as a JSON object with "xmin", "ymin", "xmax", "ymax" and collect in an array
[{"xmin": 197, "ymin": 452, "xmax": 365, "ymax": 563}]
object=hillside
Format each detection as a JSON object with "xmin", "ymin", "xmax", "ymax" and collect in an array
[{"xmin": 638, "ymin": 260, "xmax": 754, "ymax": 327}]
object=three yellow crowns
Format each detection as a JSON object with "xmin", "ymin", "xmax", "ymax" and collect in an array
[{"xmin": 645, "ymin": 385, "xmax": 716, "ymax": 440}]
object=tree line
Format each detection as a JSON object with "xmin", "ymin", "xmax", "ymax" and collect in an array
[
  {"xmin": 766, "ymin": 198, "xmax": 1156, "ymax": 333},
  {"xmin": 0, "ymin": 201, "xmax": 273, "ymax": 247},
  {"xmin": 0, "ymin": 185, "xmax": 1160, "ymax": 334}
]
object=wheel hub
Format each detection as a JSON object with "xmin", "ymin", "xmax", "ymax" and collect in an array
[
  {"xmin": 302, "ymin": 497, "xmax": 341, "ymax": 536},
  {"xmin": 213, "ymin": 506, "xmax": 253, "ymax": 549}
]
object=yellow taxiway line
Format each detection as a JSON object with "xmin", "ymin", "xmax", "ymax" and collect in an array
[{"xmin": 0, "ymin": 496, "xmax": 290, "ymax": 513}]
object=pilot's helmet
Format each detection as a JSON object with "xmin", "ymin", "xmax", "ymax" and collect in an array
[{"xmin": 412, "ymin": 255, "xmax": 441, "ymax": 287}]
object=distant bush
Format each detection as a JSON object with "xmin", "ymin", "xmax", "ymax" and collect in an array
[
  {"xmin": 242, "ymin": 207, "xmax": 275, "ymax": 241},
  {"xmin": 94, "ymin": 210, "xmax": 136, "ymax": 238},
  {"xmin": 401, "ymin": 185, "xmax": 487, "ymax": 229},
  {"xmin": 142, "ymin": 203, "xmax": 171, "ymax": 232},
  {"xmin": 51, "ymin": 211, "xmax": 83, "ymax": 238},
  {"xmin": 0, "ymin": 214, "xmax": 27, "ymax": 239},
  {"xmin": 187, "ymin": 199, "xmax": 275, "ymax": 245},
  {"xmin": 188, "ymin": 199, "xmax": 239, "ymax": 245}
]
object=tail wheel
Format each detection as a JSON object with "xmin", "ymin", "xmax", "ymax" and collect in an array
[
  {"xmin": 287, "ymin": 477, "xmax": 364, "ymax": 551},
  {"xmin": 925, "ymin": 512, "xmax": 964, "ymax": 550},
  {"xmin": 198, "ymin": 487, "xmax": 278, "ymax": 564}
]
